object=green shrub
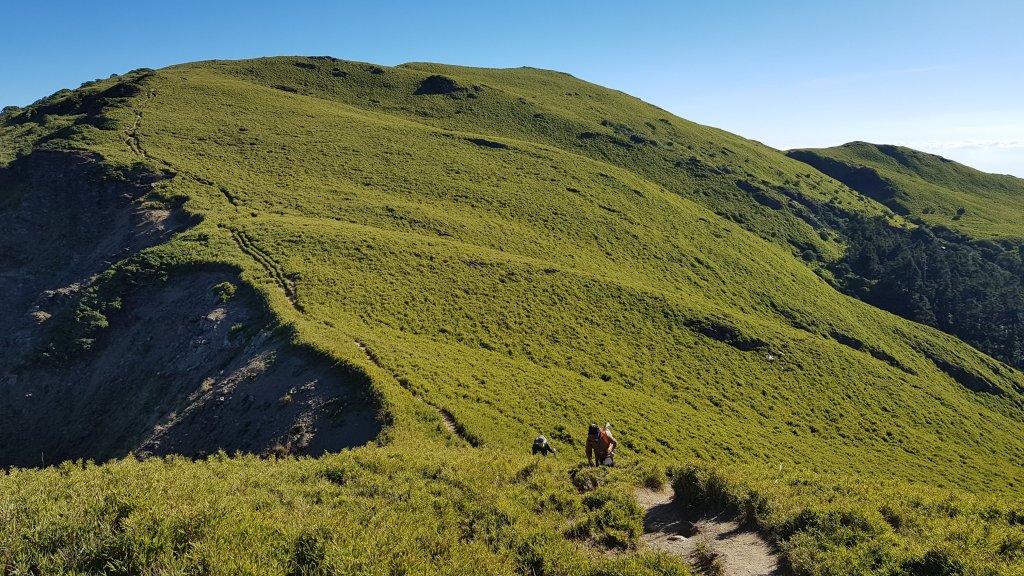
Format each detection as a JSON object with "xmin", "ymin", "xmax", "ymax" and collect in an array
[
  {"xmin": 566, "ymin": 487, "xmax": 642, "ymax": 550},
  {"xmin": 570, "ymin": 465, "xmax": 604, "ymax": 493},
  {"xmin": 901, "ymin": 549, "xmax": 965, "ymax": 576},
  {"xmin": 212, "ymin": 281, "xmax": 237, "ymax": 302},
  {"xmin": 638, "ymin": 463, "xmax": 668, "ymax": 490},
  {"xmin": 287, "ymin": 528, "xmax": 328, "ymax": 576}
]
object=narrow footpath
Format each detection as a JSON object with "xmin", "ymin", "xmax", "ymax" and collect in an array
[{"xmin": 636, "ymin": 488, "xmax": 784, "ymax": 576}]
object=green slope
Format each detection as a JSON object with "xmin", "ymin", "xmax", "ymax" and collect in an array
[
  {"xmin": 2, "ymin": 57, "xmax": 1024, "ymax": 574},
  {"xmin": 788, "ymin": 141, "xmax": 1024, "ymax": 239},
  {"xmin": 788, "ymin": 141, "xmax": 1024, "ymax": 370}
]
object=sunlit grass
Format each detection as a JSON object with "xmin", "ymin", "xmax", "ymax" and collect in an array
[
  {"xmin": 2, "ymin": 56, "xmax": 1023, "ymax": 573},
  {"xmin": 791, "ymin": 141, "xmax": 1024, "ymax": 239}
]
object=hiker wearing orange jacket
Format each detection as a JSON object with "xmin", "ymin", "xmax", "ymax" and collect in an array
[{"xmin": 586, "ymin": 423, "xmax": 617, "ymax": 466}]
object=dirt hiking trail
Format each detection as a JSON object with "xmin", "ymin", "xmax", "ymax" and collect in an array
[
  {"xmin": 354, "ymin": 340, "xmax": 466, "ymax": 441},
  {"xmin": 636, "ymin": 488, "xmax": 784, "ymax": 576}
]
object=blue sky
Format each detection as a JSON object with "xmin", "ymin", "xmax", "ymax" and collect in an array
[{"xmin": 3, "ymin": 1, "xmax": 1021, "ymax": 176}]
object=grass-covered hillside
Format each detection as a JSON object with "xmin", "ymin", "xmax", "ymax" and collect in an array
[
  {"xmin": 788, "ymin": 141, "xmax": 1024, "ymax": 240},
  {"xmin": 2, "ymin": 57, "xmax": 1024, "ymax": 574},
  {"xmin": 788, "ymin": 142, "xmax": 1024, "ymax": 369}
]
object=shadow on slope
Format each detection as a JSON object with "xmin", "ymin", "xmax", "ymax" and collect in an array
[
  {"xmin": 0, "ymin": 149, "xmax": 187, "ymax": 361},
  {"xmin": 786, "ymin": 148, "xmax": 908, "ymax": 215},
  {"xmin": 1, "ymin": 268, "xmax": 381, "ymax": 467},
  {"xmin": 0, "ymin": 150, "xmax": 380, "ymax": 467}
]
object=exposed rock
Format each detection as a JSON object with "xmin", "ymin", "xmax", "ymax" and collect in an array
[
  {"xmin": 0, "ymin": 269, "xmax": 380, "ymax": 467},
  {"xmin": 0, "ymin": 149, "xmax": 379, "ymax": 467},
  {"xmin": 0, "ymin": 150, "xmax": 186, "ymax": 362}
]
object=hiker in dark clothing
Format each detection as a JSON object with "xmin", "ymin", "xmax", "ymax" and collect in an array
[
  {"xmin": 586, "ymin": 423, "xmax": 618, "ymax": 466},
  {"xmin": 532, "ymin": 435, "xmax": 556, "ymax": 456}
]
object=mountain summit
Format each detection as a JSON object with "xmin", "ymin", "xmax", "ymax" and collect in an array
[{"xmin": 2, "ymin": 57, "xmax": 1023, "ymax": 574}]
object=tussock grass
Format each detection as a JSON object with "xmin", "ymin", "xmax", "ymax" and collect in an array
[
  {"xmin": 672, "ymin": 463, "xmax": 1024, "ymax": 575},
  {"xmin": 0, "ymin": 446, "xmax": 688, "ymax": 575},
  {"xmin": 2, "ymin": 56, "xmax": 1023, "ymax": 573}
]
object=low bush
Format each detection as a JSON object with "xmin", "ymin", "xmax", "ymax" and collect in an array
[{"xmin": 669, "ymin": 463, "xmax": 1024, "ymax": 575}]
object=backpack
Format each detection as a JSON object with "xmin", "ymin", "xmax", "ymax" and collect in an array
[
  {"xmin": 598, "ymin": 427, "xmax": 614, "ymax": 465},
  {"xmin": 587, "ymin": 429, "xmax": 610, "ymax": 450}
]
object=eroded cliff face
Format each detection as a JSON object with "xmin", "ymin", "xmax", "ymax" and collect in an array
[
  {"xmin": 0, "ymin": 149, "xmax": 184, "ymax": 361},
  {"xmin": 0, "ymin": 151, "xmax": 380, "ymax": 467}
]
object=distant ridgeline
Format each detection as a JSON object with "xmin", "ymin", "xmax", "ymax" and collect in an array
[
  {"xmin": 789, "ymin": 143, "xmax": 1024, "ymax": 368},
  {"xmin": 4, "ymin": 56, "xmax": 1024, "ymax": 574}
]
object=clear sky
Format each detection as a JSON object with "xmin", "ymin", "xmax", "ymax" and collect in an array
[{"xmin": 3, "ymin": 1, "xmax": 1021, "ymax": 176}]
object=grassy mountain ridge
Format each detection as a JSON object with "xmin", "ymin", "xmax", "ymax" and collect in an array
[
  {"xmin": 788, "ymin": 141, "xmax": 1024, "ymax": 239},
  {"xmin": 788, "ymin": 142, "xmax": 1024, "ymax": 369},
  {"xmin": 2, "ymin": 57, "xmax": 1024, "ymax": 573},
  {"xmin": 186, "ymin": 57, "xmax": 911, "ymax": 259}
]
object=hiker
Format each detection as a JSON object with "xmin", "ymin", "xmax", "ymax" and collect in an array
[
  {"xmin": 532, "ymin": 434, "xmax": 556, "ymax": 456},
  {"xmin": 586, "ymin": 422, "xmax": 618, "ymax": 467}
]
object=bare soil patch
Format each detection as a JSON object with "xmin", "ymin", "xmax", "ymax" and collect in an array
[
  {"xmin": 0, "ymin": 268, "xmax": 380, "ymax": 467},
  {"xmin": 636, "ymin": 488, "xmax": 784, "ymax": 576}
]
